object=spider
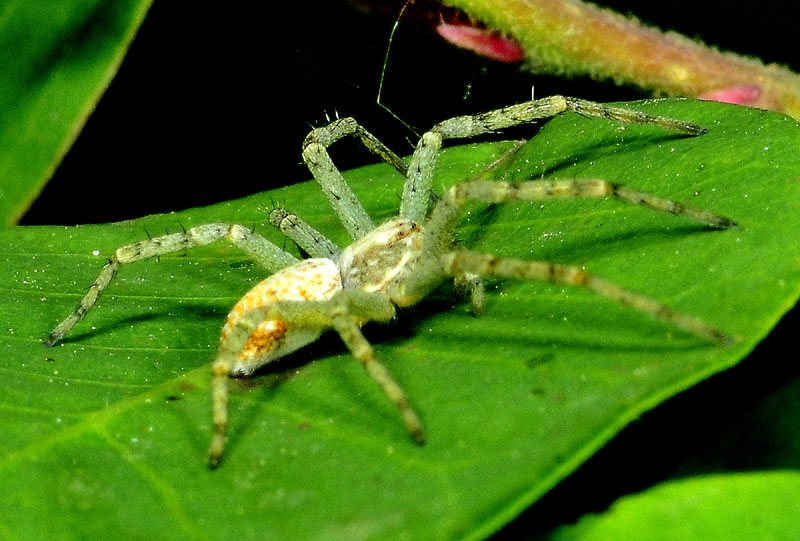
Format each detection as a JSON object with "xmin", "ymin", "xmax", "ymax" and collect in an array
[{"xmin": 45, "ymin": 96, "xmax": 736, "ymax": 468}]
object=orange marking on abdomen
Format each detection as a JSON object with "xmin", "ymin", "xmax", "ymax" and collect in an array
[
  {"xmin": 220, "ymin": 258, "xmax": 343, "ymax": 368},
  {"xmin": 241, "ymin": 320, "xmax": 289, "ymax": 360}
]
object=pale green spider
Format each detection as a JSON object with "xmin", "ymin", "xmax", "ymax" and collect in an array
[{"xmin": 45, "ymin": 96, "xmax": 735, "ymax": 468}]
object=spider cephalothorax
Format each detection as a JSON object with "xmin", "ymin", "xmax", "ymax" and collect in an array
[
  {"xmin": 339, "ymin": 217, "xmax": 425, "ymax": 300},
  {"xmin": 45, "ymin": 96, "xmax": 735, "ymax": 468}
]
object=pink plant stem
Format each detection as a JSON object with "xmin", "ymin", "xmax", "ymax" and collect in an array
[{"xmin": 440, "ymin": 0, "xmax": 800, "ymax": 118}]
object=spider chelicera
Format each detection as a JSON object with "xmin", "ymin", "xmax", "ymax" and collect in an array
[{"xmin": 45, "ymin": 96, "xmax": 736, "ymax": 468}]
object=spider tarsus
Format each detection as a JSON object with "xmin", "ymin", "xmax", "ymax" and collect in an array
[
  {"xmin": 208, "ymin": 430, "xmax": 226, "ymax": 469},
  {"xmin": 668, "ymin": 120, "xmax": 707, "ymax": 136},
  {"xmin": 45, "ymin": 311, "xmax": 83, "ymax": 347},
  {"xmin": 610, "ymin": 183, "xmax": 736, "ymax": 229},
  {"xmin": 715, "ymin": 217, "xmax": 737, "ymax": 229},
  {"xmin": 710, "ymin": 329, "xmax": 737, "ymax": 347}
]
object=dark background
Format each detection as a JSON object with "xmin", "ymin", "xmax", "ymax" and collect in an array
[
  {"xmin": 21, "ymin": 0, "xmax": 798, "ymax": 225},
  {"xmin": 21, "ymin": 1, "xmax": 800, "ymax": 537}
]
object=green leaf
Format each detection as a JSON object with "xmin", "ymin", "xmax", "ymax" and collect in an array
[
  {"xmin": 1, "ymin": 100, "xmax": 798, "ymax": 538},
  {"xmin": 0, "ymin": 0, "xmax": 153, "ymax": 226},
  {"xmin": 547, "ymin": 471, "xmax": 800, "ymax": 540}
]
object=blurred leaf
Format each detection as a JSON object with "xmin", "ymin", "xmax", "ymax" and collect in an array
[
  {"xmin": 0, "ymin": 0, "xmax": 152, "ymax": 225},
  {"xmin": 547, "ymin": 471, "xmax": 800, "ymax": 540},
  {"xmin": 1, "ymin": 100, "xmax": 798, "ymax": 538}
]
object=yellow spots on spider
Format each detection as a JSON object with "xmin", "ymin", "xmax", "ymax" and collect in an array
[{"xmin": 221, "ymin": 258, "xmax": 342, "ymax": 375}]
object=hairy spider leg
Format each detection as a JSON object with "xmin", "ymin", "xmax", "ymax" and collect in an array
[
  {"xmin": 209, "ymin": 287, "xmax": 424, "ymax": 468},
  {"xmin": 429, "ymin": 96, "xmax": 707, "ymax": 140},
  {"xmin": 45, "ymin": 224, "xmax": 299, "ymax": 346},
  {"xmin": 442, "ymin": 251, "xmax": 733, "ymax": 344},
  {"xmin": 398, "ymin": 95, "xmax": 710, "ymax": 223},
  {"xmin": 386, "ymin": 95, "xmax": 725, "ymax": 320},
  {"xmin": 401, "ymin": 179, "xmax": 736, "ymax": 344},
  {"xmin": 269, "ymin": 207, "xmax": 341, "ymax": 260},
  {"xmin": 302, "ymin": 117, "xmax": 410, "ymax": 240}
]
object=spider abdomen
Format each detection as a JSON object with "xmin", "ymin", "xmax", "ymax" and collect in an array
[{"xmin": 221, "ymin": 258, "xmax": 342, "ymax": 376}]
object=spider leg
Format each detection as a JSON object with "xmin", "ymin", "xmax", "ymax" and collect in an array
[
  {"xmin": 325, "ymin": 292, "xmax": 426, "ymax": 446},
  {"xmin": 421, "ymin": 179, "xmax": 735, "ymax": 264},
  {"xmin": 45, "ymin": 224, "xmax": 298, "ymax": 346},
  {"xmin": 400, "ymin": 178, "xmax": 735, "ymax": 343},
  {"xmin": 453, "ymin": 272, "xmax": 485, "ymax": 315},
  {"xmin": 400, "ymin": 96, "xmax": 705, "ymax": 224},
  {"xmin": 209, "ymin": 290, "xmax": 424, "ymax": 469},
  {"xmin": 440, "ymin": 251, "xmax": 733, "ymax": 344},
  {"xmin": 269, "ymin": 207, "xmax": 341, "ymax": 259},
  {"xmin": 399, "ymin": 131, "xmax": 441, "ymax": 223},
  {"xmin": 448, "ymin": 179, "xmax": 736, "ymax": 227},
  {"xmin": 303, "ymin": 117, "xmax": 408, "ymax": 240},
  {"xmin": 430, "ymin": 95, "xmax": 706, "ymax": 139}
]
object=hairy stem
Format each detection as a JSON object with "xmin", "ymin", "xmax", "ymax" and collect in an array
[{"xmin": 440, "ymin": 0, "xmax": 800, "ymax": 118}]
